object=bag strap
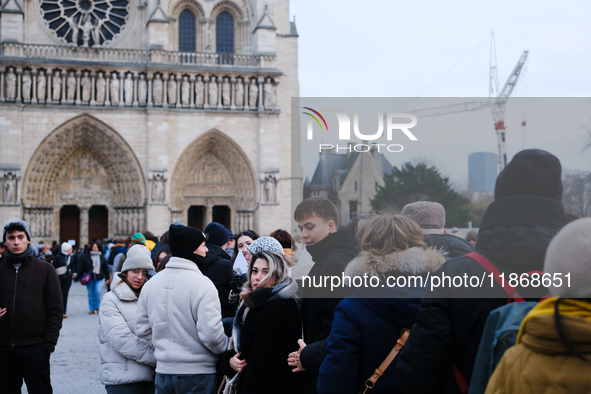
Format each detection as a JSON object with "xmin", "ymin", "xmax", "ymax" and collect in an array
[
  {"xmin": 464, "ymin": 252, "xmax": 524, "ymax": 302},
  {"xmin": 360, "ymin": 328, "xmax": 410, "ymax": 394},
  {"xmin": 451, "ymin": 360, "xmax": 469, "ymax": 394}
]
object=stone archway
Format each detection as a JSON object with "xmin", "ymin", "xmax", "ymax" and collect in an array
[
  {"xmin": 22, "ymin": 114, "xmax": 146, "ymax": 244},
  {"xmin": 171, "ymin": 129, "xmax": 256, "ymax": 232}
]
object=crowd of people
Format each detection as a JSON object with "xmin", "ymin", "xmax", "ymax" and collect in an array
[{"xmin": 1, "ymin": 148, "xmax": 591, "ymax": 394}]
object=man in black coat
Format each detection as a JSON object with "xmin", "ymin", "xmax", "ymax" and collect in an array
[
  {"xmin": 395, "ymin": 149, "xmax": 567, "ymax": 394},
  {"xmin": 0, "ymin": 220, "xmax": 63, "ymax": 393},
  {"xmin": 402, "ymin": 201, "xmax": 475, "ymax": 260},
  {"xmin": 289, "ymin": 197, "xmax": 359, "ymax": 394},
  {"xmin": 203, "ymin": 222, "xmax": 234, "ymax": 318}
]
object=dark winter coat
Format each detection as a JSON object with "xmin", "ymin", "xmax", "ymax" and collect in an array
[
  {"xmin": 395, "ymin": 196, "xmax": 567, "ymax": 394},
  {"xmin": 0, "ymin": 247, "xmax": 63, "ymax": 352},
  {"xmin": 202, "ymin": 242, "xmax": 234, "ymax": 318},
  {"xmin": 221, "ymin": 288, "xmax": 303, "ymax": 394},
  {"xmin": 424, "ymin": 234, "xmax": 475, "ymax": 260},
  {"xmin": 300, "ymin": 227, "xmax": 359, "ymax": 393},
  {"xmin": 52, "ymin": 251, "xmax": 74, "ymax": 278},
  {"xmin": 317, "ymin": 247, "xmax": 446, "ymax": 394},
  {"xmin": 77, "ymin": 252, "xmax": 110, "ymax": 281}
]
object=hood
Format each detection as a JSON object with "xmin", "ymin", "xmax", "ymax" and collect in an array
[
  {"xmin": 477, "ymin": 196, "xmax": 566, "ymax": 273},
  {"xmin": 111, "ymin": 272, "xmax": 138, "ymax": 302},
  {"xmin": 203, "ymin": 243, "xmax": 231, "ymax": 269},
  {"xmin": 345, "ymin": 247, "xmax": 445, "ymax": 278},
  {"xmin": 306, "ymin": 227, "xmax": 359, "ymax": 264}
]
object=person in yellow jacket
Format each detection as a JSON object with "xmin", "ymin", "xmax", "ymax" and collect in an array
[{"xmin": 486, "ymin": 217, "xmax": 591, "ymax": 394}]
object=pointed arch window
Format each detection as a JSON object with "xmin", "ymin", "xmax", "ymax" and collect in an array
[
  {"xmin": 179, "ymin": 10, "xmax": 196, "ymax": 52},
  {"xmin": 216, "ymin": 11, "xmax": 234, "ymax": 54}
]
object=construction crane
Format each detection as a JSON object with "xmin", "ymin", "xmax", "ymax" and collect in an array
[{"xmin": 411, "ymin": 34, "xmax": 529, "ymax": 173}]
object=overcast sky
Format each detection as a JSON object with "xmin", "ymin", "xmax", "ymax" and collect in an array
[{"xmin": 289, "ymin": 0, "xmax": 591, "ymax": 186}]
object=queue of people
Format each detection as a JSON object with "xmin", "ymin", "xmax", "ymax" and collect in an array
[{"xmin": 1, "ymin": 148, "xmax": 591, "ymax": 394}]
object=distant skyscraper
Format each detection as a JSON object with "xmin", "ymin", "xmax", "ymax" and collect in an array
[{"xmin": 469, "ymin": 152, "xmax": 497, "ymax": 192}]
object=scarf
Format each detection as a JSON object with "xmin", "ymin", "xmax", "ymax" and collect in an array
[
  {"xmin": 6, "ymin": 244, "xmax": 35, "ymax": 265},
  {"xmin": 232, "ymin": 280, "xmax": 295, "ymax": 352},
  {"xmin": 91, "ymin": 251, "xmax": 102, "ymax": 274},
  {"xmin": 517, "ymin": 297, "xmax": 591, "ymax": 344}
]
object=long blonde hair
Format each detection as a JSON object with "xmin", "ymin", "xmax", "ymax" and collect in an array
[
  {"xmin": 357, "ymin": 214, "xmax": 427, "ymax": 256},
  {"xmin": 241, "ymin": 251, "xmax": 290, "ymax": 299}
]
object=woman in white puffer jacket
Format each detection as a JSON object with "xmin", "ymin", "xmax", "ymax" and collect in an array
[{"xmin": 98, "ymin": 244, "xmax": 156, "ymax": 394}]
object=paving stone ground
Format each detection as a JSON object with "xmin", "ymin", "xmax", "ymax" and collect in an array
[{"xmin": 23, "ymin": 281, "xmax": 107, "ymax": 394}]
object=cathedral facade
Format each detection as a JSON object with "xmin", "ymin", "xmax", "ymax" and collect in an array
[{"xmin": 0, "ymin": 0, "xmax": 300, "ymax": 246}]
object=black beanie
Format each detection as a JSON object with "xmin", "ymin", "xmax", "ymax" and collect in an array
[
  {"xmin": 204, "ymin": 222, "xmax": 229, "ymax": 246},
  {"xmin": 494, "ymin": 149, "xmax": 562, "ymax": 201},
  {"xmin": 169, "ymin": 224, "xmax": 207, "ymax": 261}
]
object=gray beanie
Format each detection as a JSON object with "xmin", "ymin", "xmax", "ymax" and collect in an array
[
  {"xmin": 3, "ymin": 220, "xmax": 32, "ymax": 242},
  {"xmin": 121, "ymin": 244, "xmax": 154, "ymax": 272},
  {"xmin": 544, "ymin": 218, "xmax": 591, "ymax": 298},
  {"xmin": 246, "ymin": 236, "xmax": 285, "ymax": 255},
  {"xmin": 401, "ymin": 201, "xmax": 445, "ymax": 234}
]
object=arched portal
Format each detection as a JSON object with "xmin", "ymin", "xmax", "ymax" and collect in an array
[
  {"xmin": 22, "ymin": 114, "xmax": 146, "ymax": 244},
  {"xmin": 171, "ymin": 129, "xmax": 256, "ymax": 232}
]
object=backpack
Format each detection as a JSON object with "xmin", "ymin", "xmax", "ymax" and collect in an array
[{"xmin": 452, "ymin": 253, "xmax": 546, "ymax": 394}]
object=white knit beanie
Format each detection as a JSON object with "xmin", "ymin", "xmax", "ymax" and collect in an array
[
  {"xmin": 61, "ymin": 242, "xmax": 72, "ymax": 254},
  {"xmin": 544, "ymin": 217, "xmax": 591, "ymax": 298},
  {"xmin": 401, "ymin": 201, "xmax": 446, "ymax": 234},
  {"xmin": 121, "ymin": 244, "xmax": 154, "ymax": 272}
]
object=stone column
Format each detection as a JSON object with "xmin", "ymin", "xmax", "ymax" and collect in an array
[
  {"xmin": 230, "ymin": 77, "xmax": 236, "ymax": 111},
  {"xmin": 15, "ymin": 68, "xmax": 22, "ymax": 104},
  {"xmin": 75, "ymin": 70, "xmax": 82, "ymax": 106},
  {"xmin": 104, "ymin": 72, "xmax": 111, "ymax": 106},
  {"xmin": 133, "ymin": 73, "xmax": 139, "ymax": 107},
  {"xmin": 147, "ymin": 73, "xmax": 153, "ymax": 107},
  {"xmin": 31, "ymin": 69, "xmax": 38, "ymax": 105},
  {"xmin": 0, "ymin": 67, "xmax": 5, "ymax": 102},
  {"xmin": 257, "ymin": 76, "xmax": 264, "ymax": 112},
  {"xmin": 203, "ymin": 75, "xmax": 209, "ymax": 110},
  {"xmin": 205, "ymin": 205, "xmax": 213, "ymax": 226},
  {"xmin": 80, "ymin": 206, "xmax": 89, "ymax": 247},
  {"xmin": 189, "ymin": 75, "xmax": 195, "ymax": 109},
  {"xmin": 162, "ymin": 74, "xmax": 169, "ymax": 108},
  {"xmin": 118, "ymin": 72, "xmax": 124, "ymax": 107},
  {"xmin": 217, "ymin": 76, "xmax": 223, "ymax": 110},
  {"xmin": 60, "ymin": 70, "xmax": 67, "ymax": 105},
  {"xmin": 90, "ymin": 72, "xmax": 96, "ymax": 106},
  {"xmin": 274, "ymin": 79, "xmax": 280, "ymax": 112}
]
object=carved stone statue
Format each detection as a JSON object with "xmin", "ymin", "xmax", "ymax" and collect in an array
[
  {"xmin": 205, "ymin": 21, "xmax": 214, "ymax": 50},
  {"xmin": 138, "ymin": 74, "xmax": 147, "ymax": 105},
  {"xmin": 124, "ymin": 73, "xmax": 133, "ymax": 105},
  {"xmin": 92, "ymin": 19, "xmax": 103, "ymax": 47},
  {"xmin": 52, "ymin": 70, "xmax": 61, "ymax": 101},
  {"xmin": 96, "ymin": 72, "xmax": 106, "ymax": 103},
  {"xmin": 235, "ymin": 79, "xmax": 244, "ymax": 107},
  {"xmin": 66, "ymin": 71, "xmax": 76, "ymax": 101},
  {"xmin": 81, "ymin": 71, "xmax": 91, "ymax": 102},
  {"xmin": 168, "ymin": 75, "xmax": 177, "ymax": 105},
  {"xmin": 80, "ymin": 14, "xmax": 93, "ymax": 47},
  {"xmin": 264, "ymin": 78, "xmax": 274, "ymax": 109},
  {"xmin": 110, "ymin": 74, "xmax": 120, "ymax": 104},
  {"xmin": 195, "ymin": 76, "xmax": 204, "ymax": 107},
  {"xmin": 22, "ymin": 70, "xmax": 31, "ymax": 102},
  {"xmin": 37, "ymin": 70, "xmax": 46, "ymax": 101},
  {"xmin": 208, "ymin": 77, "xmax": 217, "ymax": 107},
  {"xmin": 181, "ymin": 76, "xmax": 190, "ymax": 105},
  {"xmin": 222, "ymin": 77, "xmax": 230, "ymax": 106},
  {"xmin": 264, "ymin": 175, "xmax": 277, "ymax": 203},
  {"xmin": 249, "ymin": 79, "xmax": 258, "ymax": 109},
  {"xmin": 5, "ymin": 68, "xmax": 16, "ymax": 101},
  {"xmin": 152, "ymin": 174, "xmax": 165, "ymax": 202},
  {"xmin": 153, "ymin": 75, "xmax": 163, "ymax": 106},
  {"xmin": 68, "ymin": 15, "xmax": 79, "ymax": 45},
  {"xmin": 4, "ymin": 173, "xmax": 16, "ymax": 204}
]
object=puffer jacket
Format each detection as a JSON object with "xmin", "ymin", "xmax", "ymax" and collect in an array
[
  {"xmin": 317, "ymin": 247, "xmax": 446, "ymax": 394},
  {"xmin": 424, "ymin": 234, "xmax": 475, "ymax": 260},
  {"xmin": 98, "ymin": 273, "xmax": 155, "ymax": 386},
  {"xmin": 485, "ymin": 298, "xmax": 591, "ymax": 393},
  {"xmin": 134, "ymin": 256, "xmax": 228, "ymax": 375}
]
